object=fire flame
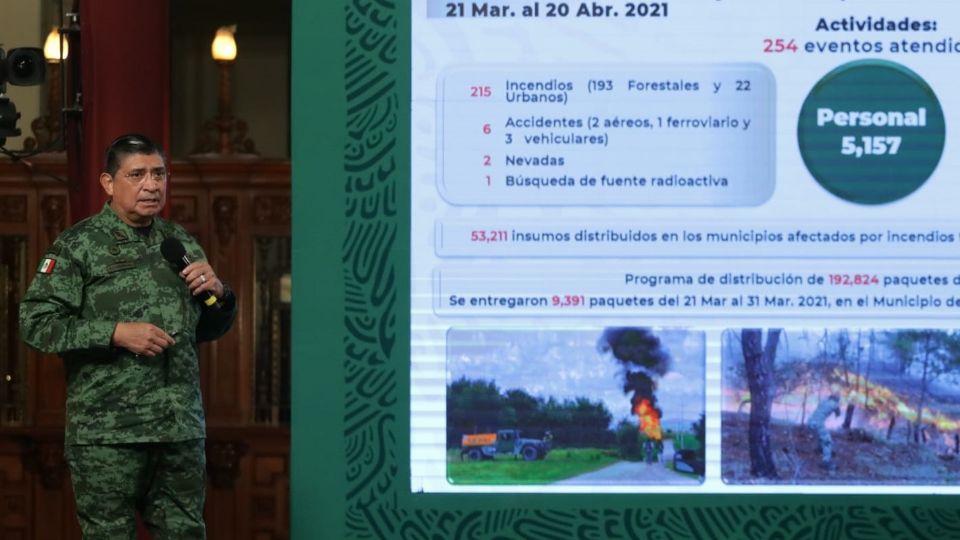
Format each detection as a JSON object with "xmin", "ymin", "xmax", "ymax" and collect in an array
[
  {"xmin": 726, "ymin": 367, "xmax": 960, "ymax": 448},
  {"xmin": 633, "ymin": 398, "xmax": 662, "ymax": 441},
  {"xmin": 832, "ymin": 368, "xmax": 960, "ymax": 432}
]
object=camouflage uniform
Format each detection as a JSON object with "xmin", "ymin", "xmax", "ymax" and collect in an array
[
  {"xmin": 20, "ymin": 203, "xmax": 237, "ymax": 539},
  {"xmin": 807, "ymin": 394, "xmax": 841, "ymax": 469}
]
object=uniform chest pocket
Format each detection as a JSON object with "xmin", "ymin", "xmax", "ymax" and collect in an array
[
  {"xmin": 87, "ymin": 259, "xmax": 138, "ymax": 281},
  {"xmin": 83, "ymin": 259, "xmax": 153, "ymax": 320},
  {"xmin": 106, "ymin": 261, "xmax": 137, "ymax": 273}
]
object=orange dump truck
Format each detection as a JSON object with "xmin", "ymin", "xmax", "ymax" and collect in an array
[{"xmin": 460, "ymin": 429, "xmax": 551, "ymax": 461}]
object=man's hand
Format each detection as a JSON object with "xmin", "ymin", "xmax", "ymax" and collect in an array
[
  {"xmin": 180, "ymin": 261, "xmax": 225, "ymax": 298},
  {"xmin": 112, "ymin": 322, "xmax": 175, "ymax": 357}
]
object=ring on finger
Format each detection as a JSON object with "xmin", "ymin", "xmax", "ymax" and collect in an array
[{"xmin": 200, "ymin": 274, "xmax": 207, "ymax": 284}]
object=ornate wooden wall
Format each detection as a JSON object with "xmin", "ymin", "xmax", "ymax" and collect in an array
[{"xmin": 0, "ymin": 155, "xmax": 290, "ymax": 540}]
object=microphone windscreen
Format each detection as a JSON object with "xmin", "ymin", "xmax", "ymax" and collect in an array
[
  {"xmin": 159, "ymin": 236, "xmax": 220, "ymax": 308},
  {"xmin": 160, "ymin": 237, "xmax": 187, "ymax": 266}
]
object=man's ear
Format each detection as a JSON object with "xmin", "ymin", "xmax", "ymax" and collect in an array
[{"xmin": 99, "ymin": 173, "xmax": 114, "ymax": 196}]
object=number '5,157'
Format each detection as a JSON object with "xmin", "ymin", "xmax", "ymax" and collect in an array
[{"xmin": 841, "ymin": 136, "xmax": 902, "ymax": 158}]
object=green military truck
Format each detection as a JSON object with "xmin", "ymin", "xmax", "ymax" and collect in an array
[{"xmin": 460, "ymin": 429, "xmax": 551, "ymax": 461}]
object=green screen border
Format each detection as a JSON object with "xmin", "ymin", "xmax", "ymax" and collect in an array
[{"xmin": 291, "ymin": 2, "xmax": 960, "ymax": 538}]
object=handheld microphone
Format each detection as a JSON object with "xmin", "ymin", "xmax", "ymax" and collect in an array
[{"xmin": 160, "ymin": 237, "xmax": 219, "ymax": 307}]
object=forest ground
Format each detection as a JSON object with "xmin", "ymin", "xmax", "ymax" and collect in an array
[{"xmin": 722, "ymin": 411, "xmax": 960, "ymax": 484}]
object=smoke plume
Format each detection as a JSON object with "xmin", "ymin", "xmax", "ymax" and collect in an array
[{"xmin": 598, "ymin": 327, "xmax": 672, "ymax": 440}]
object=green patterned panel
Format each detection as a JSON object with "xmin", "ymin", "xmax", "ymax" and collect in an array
[{"xmin": 291, "ymin": 2, "xmax": 960, "ymax": 539}]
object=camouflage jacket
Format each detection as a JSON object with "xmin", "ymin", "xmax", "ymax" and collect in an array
[
  {"xmin": 19, "ymin": 203, "xmax": 237, "ymax": 445},
  {"xmin": 807, "ymin": 396, "xmax": 841, "ymax": 428}
]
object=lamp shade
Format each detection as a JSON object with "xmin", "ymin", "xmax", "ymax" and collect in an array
[
  {"xmin": 211, "ymin": 26, "xmax": 237, "ymax": 62},
  {"xmin": 43, "ymin": 27, "xmax": 69, "ymax": 62}
]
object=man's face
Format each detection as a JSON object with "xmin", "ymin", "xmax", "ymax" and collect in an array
[{"xmin": 99, "ymin": 152, "xmax": 167, "ymax": 227}]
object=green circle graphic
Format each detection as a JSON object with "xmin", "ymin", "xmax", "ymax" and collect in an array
[{"xmin": 797, "ymin": 60, "xmax": 945, "ymax": 205}]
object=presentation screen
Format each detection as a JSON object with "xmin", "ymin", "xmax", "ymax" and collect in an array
[{"xmin": 410, "ymin": 0, "xmax": 960, "ymax": 494}]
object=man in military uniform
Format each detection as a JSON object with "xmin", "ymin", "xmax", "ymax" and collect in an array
[
  {"xmin": 20, "ymin": 134, "xmax": 237, "ymax": 539},
  {"xmin": 807, "ymin": 393, "xmax": 842, "ymax": 472}
]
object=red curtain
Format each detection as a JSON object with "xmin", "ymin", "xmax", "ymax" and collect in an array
[{"xmin": 68, "ymin": 0, "xmax": 170, "ymax": 223}]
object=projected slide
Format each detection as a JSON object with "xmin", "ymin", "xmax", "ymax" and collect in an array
[{"xmin": 411, "ymin": 0, "xmax": 960, "ymax": 494}]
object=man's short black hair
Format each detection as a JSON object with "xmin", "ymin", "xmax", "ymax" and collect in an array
[{"xmin": 104, "ymin": 133, "xmax": 166, "ymax": 176}]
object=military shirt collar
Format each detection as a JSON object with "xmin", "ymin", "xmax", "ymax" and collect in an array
[{"xmin": 94, "ymin": 201, "xmax": 166, "ymax": 244}]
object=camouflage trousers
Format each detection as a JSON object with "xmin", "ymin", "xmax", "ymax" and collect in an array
[
  {"xmin": 65, "ymin": 439, "xmax": 206, "ymax": 540},
  {"xmin": 814, "ymin": 425, "xmax": 833, "ymax": 464}
]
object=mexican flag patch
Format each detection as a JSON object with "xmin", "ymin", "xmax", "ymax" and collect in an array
[{"xmin": 39, "ymin": 258, "xmax": 57, "ymax": 274}]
